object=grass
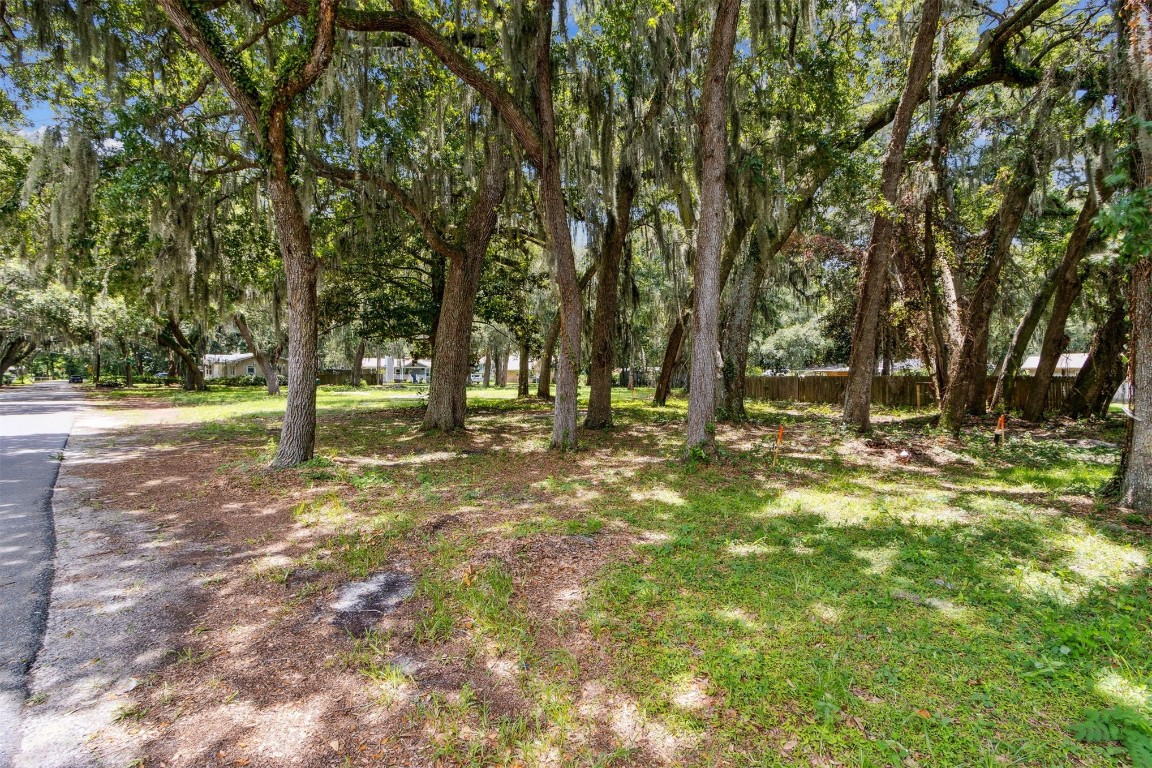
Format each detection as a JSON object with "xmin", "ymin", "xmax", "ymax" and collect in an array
[{"xmin": 89, "ymin": 384, "xmax": 1149, "ymax": 766}]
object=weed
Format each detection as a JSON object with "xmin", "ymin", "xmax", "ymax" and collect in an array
[{"xmin": 113, "ymin": 703, "xmax": 148, "ymax": 722}]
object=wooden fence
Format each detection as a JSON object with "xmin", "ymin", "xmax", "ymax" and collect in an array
[{"xmin": 744, "ymin": 375, "xmax": 1077, "ymax": 410}]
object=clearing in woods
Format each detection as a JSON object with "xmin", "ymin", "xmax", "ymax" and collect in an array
[{"xmin": 67, "ymin": 385, "xmax": 1149, "ymax": 767}]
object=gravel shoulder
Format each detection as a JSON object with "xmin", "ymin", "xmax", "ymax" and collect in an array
[{"xmin": 14, "ymin": 408, "xmax": 199, "ymax": 768}]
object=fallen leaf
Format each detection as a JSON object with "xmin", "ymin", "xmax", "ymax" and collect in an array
[
  {"xmin": 329, "ymin": 740, "xmax": 340, "ymax": 752},
  {"xmin": 915, "ymin": 709, "xmax": 931, "ymax": 719},
  {"xmin": 781, "ymin": 739, "xmax": 798, "ymax": 753}
]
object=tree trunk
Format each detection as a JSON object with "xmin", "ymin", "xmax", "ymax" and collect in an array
[
  {"xmin": 1122, "ymin": 259, "xmax": 1152, "ymax": 509},
  {"xmin": 990, "ymin": 264, "xmax": 1060, "ymax": 410},
  {"xmin": 537, "ymin": 314, "xmax": 558, "ymax": 399},
  {"xmin": 93, "ymin": 347, "xmax": 102, "ymax": 384},
  {"xmin": 483, "ymin": 345, "xmax": 492, "ymax": 387},
  {"xmin": 1023, "ymin": 193, "xmax": 1109, "ymax": 421},
  {"xmin": 654, "ymin": 311, "xmax": 688, "ymax": 406},
  {"xmin": 0, "ymin": 337, "xmax": 36, "ymax": 382},
  {"xmin": 939, "ymin": 93, "xmax": 1057, "ymax": 432},
  {"xmin": 497, "ymin": 345, "xmax": 509, "ymax": 387},
  {"xmin": 685, "ymin": 0, "xmax": 740, "ymax": 452},
  {"xmin": 234, "ymin": 312, "xmax": 282, "ymax": 395},
  {"xmin": 717, "ymin": 227, "xmax": 764, "ymax": 421},
  {"xmin": 518, "ymin": 336, "xmax": 530, "ymax": 398},
  {"xmin": 586, "ymin": 165, "xmax": 638, "ymax": 428},
  {"xmin": 422, "ymin": 147, "xmax": 508, "ymax": 431},
  {"xmin": 1062, "ymin": 285, "xmax": 1128, "ymax": 419},
  {"xmin": 158, "ymin": 315, "xmax": 206, "ymax": 391},
  {"xmin": 967, "ymin": 330, "xmax": 990, "ymax": 415},
  {"xmin": 535, "ymin": 0, "xmax": 582, "ymax": 450},
  {"xmin": 351, "ymin": 339, "xmax": 366, "ymax": 387},
  {"xmin": 266, "ymin": 169, "xmax": 318, "ymax": 467},
  {"xmin": 842, "ymin": 0, "xmax": 941, "ymax": 432}
]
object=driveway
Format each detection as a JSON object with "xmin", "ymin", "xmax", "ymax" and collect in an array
[{"xmin": 0, "ymin": 382, "xmax": 82, "ymax": 768}]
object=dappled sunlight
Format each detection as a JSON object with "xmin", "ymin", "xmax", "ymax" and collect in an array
[
  {"xmin": 578, "ymin": 680, "xmax": 698, "ymax": 763},
  {"xmin": 629, "ymin": 485, "xmax": 687, "ymax": 507},
  {"xmin": 170, "ymin": 696, "xmax": 328, "ymax": 764},
  {"xmin": 855, "ymin": 545, "xmax": 899, "ymax": 576},
  {"xmin": 61, "ymin": 385, "xmax": 1144, "ymax": 766},
  {"xmin": 550, "ymin": 585, "xmax": 583, "ymax": 611},
  {"xmin": 768, "ymin": 489, "xmax": 876, "ymax": 525},
  {"xmin": 1012, "ymin": 565, "xmax": 1088, "ymax": 605},
  {"xmin": 1057, "ymin": 521, "xmax": 1147, "ymax": 586},
  {"xmin": 669, "ymin": 674, "xmax": 713, "ymax": 712},
  {"xmin": 725, "ymin": 540, "xmax": 779, "ymax": 556},
  {"xmin": 713, "ymin": 606, "xmax": 764, "ymax": 631},
  {"xmin": 807, "ymin": 601, "xmax": 840, "ymax": 625},
  {"xmin": 1095, "ymin": 671, "xmax": 1151, "ymax": 712},
  {"xmin": 1008, "ymin": 522, "xmax": 1147, "ymax": 606}
]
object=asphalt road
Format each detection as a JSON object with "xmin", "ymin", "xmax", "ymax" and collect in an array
[{"xmin": 0, "ymin": 382, "xmax": 82, "ymax": 768}]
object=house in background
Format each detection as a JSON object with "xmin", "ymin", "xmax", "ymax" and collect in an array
[
  {"xmin": 1020, "ymin": 352, "xmax": 1087, "ymax": 376},
  {"xmin": 472, "ymin": 354, "xmax": 537, "ymax": 384},
  {"xmin": 203, "ymin": 353, "xmax": 286, "ymax": 380},
  {"xmin": 358, "ymin": 357, "xmax": 431, "ymax": 384}
]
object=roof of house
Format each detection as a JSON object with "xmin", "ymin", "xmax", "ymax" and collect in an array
[
  {"xmin": 358, "ymin": 357, "xmax": 432, "ymax": 370},
  {"xmin": 476, "ymin": 355, "xmax": 535, "ymax": 369},
  {"xmin": 1021, "ymin": 353, "xmax": 1088, "ymax": 372},
  {"xmin": 204, "ymin": 353, "xmax": 255, "ymax": 364}
]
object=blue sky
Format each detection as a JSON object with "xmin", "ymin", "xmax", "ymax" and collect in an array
[{"xmin": 2, "ymin": 71, "xmax": 55, "ymax": 134}]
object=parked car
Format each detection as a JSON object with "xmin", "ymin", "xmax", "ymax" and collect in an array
[
  {"xmin": 69, "ymin": 375, "xmax": 83, "ymax": 383},
  {"xmin": 469, "ymin": 371, "xmax": 482, "ymax": 385}
]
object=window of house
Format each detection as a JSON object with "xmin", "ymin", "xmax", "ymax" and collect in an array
[{"xmin": 247, "ymin": 365, "xmax": 255, "ymax": 375}]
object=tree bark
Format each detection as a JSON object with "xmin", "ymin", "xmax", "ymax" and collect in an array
[
  {"xmin": 990, "ymin": 264, "xmax": 1061, "ymax": 410},
  {"xmin": 483, "ymin": 344, "xmax": 492, "ymax": 387},
  {"xmin": 350, "ymin": 339, "xmax": 366, "ymax": 387},
  {"xmin": 585, "ymin": 164, "xmax": 638, "ymax": 428},
  {"xmin": 266, "ymin": 169, "xmax": 319, "ymax": 466},
  {"xmin": 518, "ymin": 336, "xmax": 530, "ymax": 398},
  {"xmin": 235, "ymin": 312, "xmax": 282, "ymax": 395},
  {"xmin": 535, "ymin": 0, "xmax": 583, "ymax": 451},
  {"xmin": 685, "ymin": 0, "xmax": 740, "ymax": 452},
  {"xmin": 0, "ymin": 336, "xmax": 36, "ymax": 381},
  {"xmin": 158, "ymin": 315, "xmax": 206, "ymax": 392},
  {"xmin": 1022, "ymin": 188, "xmax": 1108, "ymax": 421},
  {"xmin": 938, "ymin": 91, "xmax": 1058, "ymax": 433},
  {"xmin": 967, "ymin": 331, "xmax": 990, "ymax": 415},
  {"xmin": 157, "ymin": 0, "xmax": 335, "ymax": 466},
  {"xmin": 537, "ymin": 314, "xmax": 558, "ymax": 399},
  {"xmin": 496, "ymin": 345, "xmax": 509, "ymax": 387},
  {"xmin": 842, "ymin": 0, "xmax": 941, "ymax": 432},
  {"xmin": 716, "ymin": 222, "xmax": 761, "ymax": 421},
  {"xmin": 654, "ymin": 311, "xmax": 688, "ymax": 407},
  {"xmin": 1062, "ymin": 287, "xmax": 1128, "ymax": 419},
  {"xmin": 1122, "ymin": 259, "xmax": 1152, "ymax": 509},
  {"xmin": 1113, "ymin": 0, "xmax": 1152, "ymax": 510},
  {"xmin": 421, "ymin": 147, "xmax": 508, "ymax": 431}
]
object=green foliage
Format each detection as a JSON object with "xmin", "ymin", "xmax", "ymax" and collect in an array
[
  {"xmin": 1099, "ymin": 184, "xmax": 1152, "ymax": 264},
  {"xmin": 1073, "ymin": 707, "xmax": 1152, "ymax": 766}
]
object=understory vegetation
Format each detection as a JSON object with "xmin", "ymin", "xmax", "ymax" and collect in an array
[{"xmin": 86, "ymin": 385, "xmax": 1152, "ymax": 767}]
